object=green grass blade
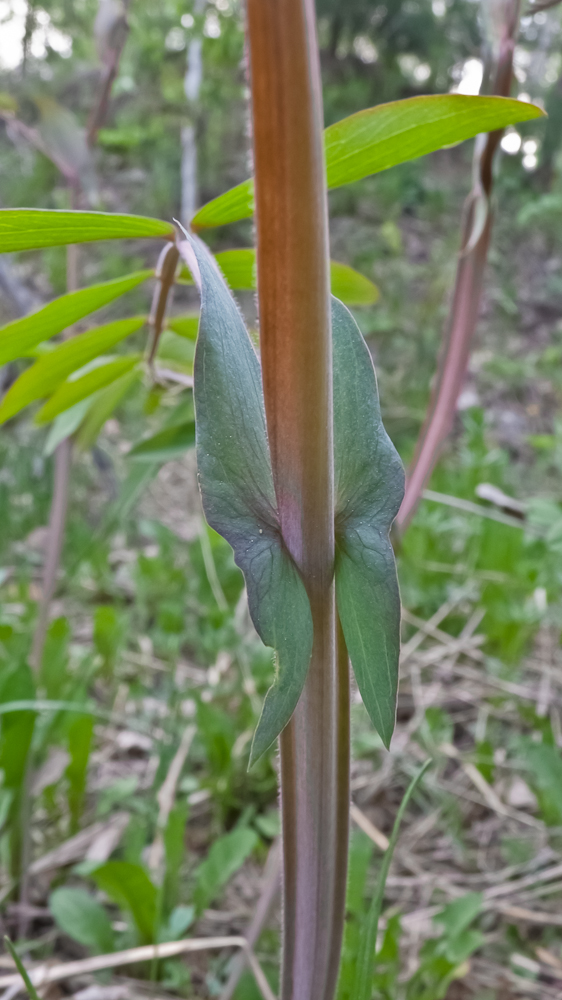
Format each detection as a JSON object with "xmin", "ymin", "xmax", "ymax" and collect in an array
[
  {"xmin": 4, "ymin": 937, "xmax": 40, "ymax": 1000},
  {"xmin": 0, "ymin": 316, "xmax": 145, "ymax": 423},
  {"xmin": 0, "ymin": 209, "xmax": 174, "ymax": 251},
  {"xmin": 191, "ymin": 95, "xmax": 544, "ymax": 229},
  {"xmin": 0, "ymin": 270, "xmax": 151, "ymax": 367},
  {"xmin": 352, "ymin": 760, "xmax": 432, "ymax": 1000}
]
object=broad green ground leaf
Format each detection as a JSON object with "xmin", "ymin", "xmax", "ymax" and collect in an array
[
  {"xmin": 36, "ymin": 356, "xmax": 140, "ymax": 423},
  {"xmin": 128, "ymin": 420, "xmax": 196, "ymax": 462},
  {"xmin": 75, "ymin": 369, "xmax": 140, "ymax": 450},
  {"xmin": 91, "ymin": 860, "xmax": 157, "ymax": 944},
  {"xmin": 193, "ymin": 826, "xmax": 258, "ymax": 915},
  {"xmin": 176, "ymin": 229, "xmax": 313, "ymax": 765},
  {"xmin": 179, "ymin": 250, "xmax": 379, "ymax": 306},
  {"xmin": 332, "ymin": 297, "xmax": 404, "ymax": 748},
  {"xmin": 191, "ymin": 94, "xmax": 543, "ymax": 228},
  {"xmin": 0, "ymin": 316, "xmax": 144, "ymax": 423},
  {"xmin": 49, "ymin": 887, "xmax": 115, "ymax": 953},
  {"xmin": 0, "ymin": 209, "xmax": 174, "ymax": 252},
  {"xmin": 0, "ymin": 271, "xmax": 151, "ymax": 367},
  {"xmin": 166, "ymin": 315, "xmax": 199, "ymax": 340}
]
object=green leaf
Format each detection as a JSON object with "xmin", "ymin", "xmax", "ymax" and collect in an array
[
  {"xmin": 91, "ymin": 860, "xmax": 157, "ymax": 944},
  {"xmin": 0, "ymin": 663, "xmax": 35, "ymax": 792},
  {"xmin": 166, "ymin": 315, "xmax": 199, "ymax": 341},
  {"xmin": 353, "ymin": 761, "xmax": 431, "ymax": 1000},
  {"xmin": 180, "ymin": 250, "xmax": 379, "ymax": 306},
  {"xmin": 191, "ymin": 94, "xmax": 544, "ymax": 228},
  {"xmin": 128, "ymin": 420, "xmax": 196, "ymax": 463},
  {"xmin": 0, "ymin": 209, "xmax": 174, "ymax": 252},
  {"xmin": 0, "ymin": 271, "xmax": 151, "ymax": 367},
  {"xmin": 193, "ymin": 826, "xmax": 258, "ymax": 915},
  {"xmin": 324, "ymin": 94, "xmax": 543, "ymax": 189},
  {"xmin": 191, "ymin": 179, "xmax": 254, "ymax": 230},
  {"xmin": 75, "ymin": 369, "xmax": 140, "ymax": 450},
  {"xmin": 36, "ymin": 356, "xmax": 141, "ymax": 424},
  {"xmin": 0, "ymin": 316, "xmax": 144, "ymax": 423},
  {"xmin": 4, "ymin": 938, "xmax": 41, "ymax": 1000},
  {"xmin": 329, "ymin": 261, "xmax": 379, "ymax": 306},
  {"xmin": 332, "ymin": 297, "xmax": 404, "ymax": 748},
  {"xmin": 44, "ymin": 398, "xmax": 94, "ymax": 456},
  {"xmin": 178, "ymin": 231, "xmax": 313, "ymax": 765},
  {"xmin": 49, "ymin": 887, "xmax": 115, "ymax": 954},
  {"xmin": 156, "ymin": 330, "xmax": 195, "ymax": 372},
  {"xmin": 66, "ymin": 714, "xmax": 94, "ymax": 832}
]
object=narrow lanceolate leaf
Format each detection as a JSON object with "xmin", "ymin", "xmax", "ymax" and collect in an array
[
  {"xmin": 75, "ymin": 369, "xmax": 140, "ymax": 450},
  {"xmin": 0, "ymin": 316, "xmax": 144, "ymax": 423},
  {"xmin": 179, "ymin": 250, "xmax": 379, "ymax": 306},
  {"xmin": 166, "ymin": 316, "xmax": 199, "ymax": 341},
  {"xmin": 36, "ymin": 356, "xmax": 141, "ymax": 423},
  {"xmin": 0, "ymin": 209, "xmax": 174, "ymax": 252},
  {"xmin": 330, "ymin": 261, "xmax": 379, "ymax": 306},
  {"xmin": 128, "ymin": 420, "xmax": 196, "ymax": 462},
  {"xmin": 0, "ymin": 270, "xmax": 151, "ymax": 366},
  {"xmin": 177, "ymin": 230, "xmax": 313, "ymax": 764},
  {"xmin": 332, "ymin": 297, "xmax": 404, "ymax": 747},
  {"xmin": 191, "ymin": 94, "xmax": 544, "ymax": 228}
]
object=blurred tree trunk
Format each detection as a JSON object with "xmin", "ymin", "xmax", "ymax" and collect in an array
[{"xmin": 181, "ymin": 0, "xmax": 205, "ymax": 227}]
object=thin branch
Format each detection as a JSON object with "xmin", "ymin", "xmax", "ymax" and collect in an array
[
  {"xmin": 148, "ymin": 242, "xmax": 181, "ymax": 364},
  {"xmin": 397, "ymin": 0, "xmax": 522, "ymax": 530}
]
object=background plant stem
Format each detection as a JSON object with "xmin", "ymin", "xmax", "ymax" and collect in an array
[
  {"xmin": 246, "ymin": 1, "xmax": 349, "ymax": 997},
  {"xmin": 397, "ymin": 0, "xmax": 522, "ymax": 530}
]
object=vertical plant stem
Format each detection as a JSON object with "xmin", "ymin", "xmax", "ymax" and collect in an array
[
  {"xmin": 397, "ymin": 0, "xmax": 521, "ymax": 530},
  {"xmin": 246, "ymin": 2, "xmax": 349, "ymax": 998}
]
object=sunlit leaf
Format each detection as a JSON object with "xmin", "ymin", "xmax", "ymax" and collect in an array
[
  {"xmin": 166, "ymin": 315, "xmax": 199, "ymax": 340},
  {"xmin": 332, "ymin": 297, "xmax": 404, "ymax": 748},
  {"xmin": 0, "ymin": 271, "xmax": 151, "ymax": 367},
  {"xmin": 128, "ymin": 420, "xmax": 196, "ymax": 463},
  {"xmin": 179, "ymin": 250, "xmax": 378, "ymax": 306},
  {"xmin": 36, "ymin": 356, "xmax": 141, "ymax": 424},
  {"xmin": 191, "ymin": 95, "xmax": 544, "ymax": 229},
  {"xmin": 330, "ymin": 261, "xmax": 379, "ymax": 306},
  {"xmin": 75, "ymin": 369, "xmax": 140, "ymax": 450},
  {"xmin": 0, "ymin": 316, "xmax": 144, "ymax": 423},
  {"xmin": 177, "ymin": 230, "xmax": 313, "ymax": 765},
  {"xmin": 0, "ymin": 209, "xmax": 174, "ymax": 252}
]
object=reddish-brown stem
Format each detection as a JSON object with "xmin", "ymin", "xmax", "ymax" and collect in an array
[
  {"xmin": 397, "ymin": 0, "xmax": 521, "ymax": 530},
  {"xmin": 148, "ymin": 243, "xmax": 180, "ymax": 364},
  {"xmin": 246, "ymin": 2, "xmax": 349, "ymax": 997}
]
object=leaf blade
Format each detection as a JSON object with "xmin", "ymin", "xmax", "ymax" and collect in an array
[
  {"xmin": 0, "ymin": 209, "xmax": 174, "ymax": 251},
  {"xmin": 128, "ymin": 419, "xmax": 196, "ymax": 462},
  {"xmin": 191, "ymin": 95, "xmax": 544, "ymax": 228},
  {"xmin": 332, "ymin": 297, "xmax": 404, "ymax": 747},
  {"xmin": 177, "ymin": 231, "xmax": 313, "ymax": 764},
  {"xmin": 36, "ymin": 356, "xmax": 141, "ymax": 423},
  {"xmin": 0, "ymin": 316, "xmax": 145, "ymax": 423},
  {"xmin": 0, "ymin": 270, "xmax": 151, "ymax": 367}
]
